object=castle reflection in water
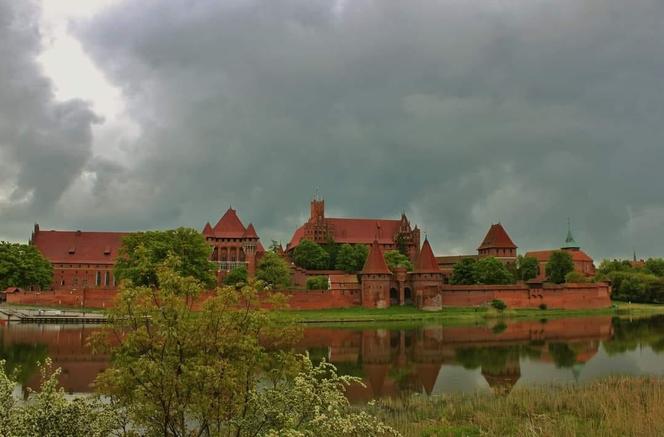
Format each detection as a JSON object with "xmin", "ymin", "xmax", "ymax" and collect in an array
[{"xmin": 2, "ymin": 315, "xmax": 663, "ymax": 402}]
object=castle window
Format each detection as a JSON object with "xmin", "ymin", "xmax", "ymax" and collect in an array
[
  {"xmin": 95, "ymin": 272, "xmax": 101, "ymax": 287},
  {"xmin": 105, "ymin": 271, "xmax": 111, "ymax": 287}
]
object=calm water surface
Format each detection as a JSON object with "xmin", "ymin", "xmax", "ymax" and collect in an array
[{"xmin": 1, "ymin": 315, "xmax": 663, "ymax": 402}]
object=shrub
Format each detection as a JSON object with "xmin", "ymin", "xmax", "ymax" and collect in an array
[
  {"xmin": 490, "ymin": 299, "xmax": 507, "ymax": 311},
  {"xmin": 223, "ymin": 266, "xmax": 248, "ymax": 286},
  {"xmin": 539, "ymin": 303, "xmax": 548, "ymax": 310},
  {"xmin": 306, "ymin": 276, "xmax": 329, "ymax": 290},
  {"xmin": 565, "ymin": 271, "xmax": 589, "ymax": 283}
]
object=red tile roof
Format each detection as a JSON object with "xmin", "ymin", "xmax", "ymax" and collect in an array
[
  {"xmin": 32, "ymin": 229, "xmax": 128, "ymax": 264},
  {"xmin": 525, "ymin": 249, "xmax": 593, "ymax": 263},
  {"xmin": 212, "ymin": 208, "xmax": 246, "ymax": 238},
  {"xmin": 361, "ymin": 240, "xmax": 391, "ymax": 274},
  {"xmin": 202, "ymin": 222, "xmax": 213, "ymax": 236},
  {"xmin": 478, "ymin": 223, "xmax": 517, "ymax": 250},
  {"xmin": 243, "ymin": 223, "xmax": 258, "ymax": 239},
  {"xmin": 288, "ymin": 218, "xmax": 403, "ymax": 248},
  {"xmin": 415, "ymin": 239, "xmax": 441, "ymax": 273}
]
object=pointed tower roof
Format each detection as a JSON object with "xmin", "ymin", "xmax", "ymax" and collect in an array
[
  {"xmin": 362, "ymin": 240, "xmax": 391, "ymax": 274},
  {"xmin": 477, "ymin": 223, "xmax": 517, "ymax": 250},
  {"xmin": 243, "ymin": 223, "xmax": 259, "ymax": 239},
  {"xmin": 213, "ymin": 208, "xmax": 247, "ymax": 238},
  {"xmin": 202, "ymin": 222, "xmax": 213, "ymax": 236},
  {"xmin": 415, "ymin": 238, "xmax": 441, "ymax": 273},
  {"xmin": 562, "ymin": 218, "xmax": 579, "ymax": 250}
]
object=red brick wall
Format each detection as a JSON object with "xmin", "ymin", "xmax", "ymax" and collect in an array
[
  {"xmin": 6, "ymin": 289, "xmax": 118, "ymax": 308},
  {"xmin": 6, "ymin": 283, "xmax": 610, "ymax": 311},
  {"xmin": 439, "ymin": 283, "xmax": 611, "ymax": 309}
]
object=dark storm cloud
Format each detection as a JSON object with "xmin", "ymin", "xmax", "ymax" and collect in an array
[
  {"xmin": 0, "ymin": 0, "xmax": 99, "ymax": 238},
  {"xmin": 4, "ymin": 0, "xmax": 664, "ymax": 260}
]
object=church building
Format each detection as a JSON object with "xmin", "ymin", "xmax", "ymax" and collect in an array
[{"xmin": 287, "ymin": 197, "xmax": 421, "ymax": 262}]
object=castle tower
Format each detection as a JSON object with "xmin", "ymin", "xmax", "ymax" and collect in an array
[
  {"xmin": 242, "ymin": 223, "xmax": 259, "ymax": 277},
  {"xmin": 409, "ymin": 238, "xmax": 443, "ymax": 309},
  {"xmin": 360, "ymin": 240, "xmax": 393, "ymax": 308},
  {"xmin": 477, "ymin": 223, "xmax": 517, "ymax": 265}
]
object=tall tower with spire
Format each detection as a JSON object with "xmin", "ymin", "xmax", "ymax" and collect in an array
[{"xmin": 562, "ymin": 218, "xmax": 580, "ymax": 251}]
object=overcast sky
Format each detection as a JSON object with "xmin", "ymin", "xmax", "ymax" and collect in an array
[{"xmin": 1, "ymin": 0, "xmax": 663, "ymax": 260}]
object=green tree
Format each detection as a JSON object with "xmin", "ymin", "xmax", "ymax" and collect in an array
[
  {"xmin": 597, "ymin": 259, "xmax": 633, "ymax": 276},
  {"xmin": 545, "ymin": 251, "xmax": 575, "ymax": 284},
  {"xmin": 335, "ymin": 244, "xmax": 369, "ymax": 273},
  {"xmin": 0, "ymin": 359, "xmax": 117, "ymax": 437},
  {"xmin": 383, "ymin": 250, "xmax": 413, "ymax": 271},
  {"xmin": 256, "ymin": 252, "xmax": 291, "ymax": 288},
  {"xmin": 292, "ymin": 239, "xmax": 330, "ymax": 270},
  {"xmin": 451, "ymin": 258, "xmax": 478, "ymax": 285},
  {"xmin": 516, "ymin": 255, "xmax": 539, "ymax": 281},
  {"xmin": 113, "ymin": 228, "xmax": 215, "ymax": 288},
  {"xmin": 224, "ymin": 265, "xmax": 248, "ymax": 286},
  {"xmin": 93, "ymin": 262, "xmax": 394, "ymax": 436},
  {"xmin": 474, "ymin": 257, "xmax": 514, "ymax": 285},
  {"xmin": 645, "ymin": 258, "xmax": 664, "ymax": 277},
  {"xmin": 306, "ymin": 276, "xmax": 329, "ymax": 290},
  {"xmin": 0, "ymin": 242, "xmax": 52, "ymax": 290}
]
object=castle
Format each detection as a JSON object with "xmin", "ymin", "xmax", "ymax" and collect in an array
[{"xmin": 26, "ymin": 197, "xmax": 609, "ymax": 310}]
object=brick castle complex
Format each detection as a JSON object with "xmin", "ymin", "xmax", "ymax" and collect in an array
[{"xmin": 22, "ymin": 197, "xmax": 609, "ymax": 310}]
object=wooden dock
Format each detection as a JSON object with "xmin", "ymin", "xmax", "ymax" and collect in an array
[{"xmin": 0, "ymin": 308, "xmax": 108, "ymax": 324}]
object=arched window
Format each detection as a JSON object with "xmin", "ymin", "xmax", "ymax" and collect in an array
[
  {"xmin": 95, "ymin": 271, "xmax": 101, "ymax": 287},
  {"xmin": 105, "ymin": 271, "xmax": 111, "ymax": 287}
]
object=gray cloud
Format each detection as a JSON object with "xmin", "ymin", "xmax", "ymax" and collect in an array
[
  {"xmin": 0, "ymin": 0, "xmax": 99, "ymax": 238},
  {"xmin": 2, "ymin": 0, "xmax": 664, "ymax": 261}
]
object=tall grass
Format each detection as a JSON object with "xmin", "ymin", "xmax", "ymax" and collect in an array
[{"xmin": 365, "ymin": 377, "xmax": 664, "ymax": 436}]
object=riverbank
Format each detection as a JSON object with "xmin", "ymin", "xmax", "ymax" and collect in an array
[
  {"xmin": 367, "ymin": 376, "xmax": 664, "ymax": 436},
  {"xmin": 3, "ymin": 301, "xmax": 664, "ymax": 326},
  {"xmin": 274, "ymin": 302, "xmax": 664, "ymax": 325}
]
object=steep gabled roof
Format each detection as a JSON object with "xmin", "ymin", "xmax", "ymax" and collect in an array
[
  {"xmin": 478, "ymin": 223, "xmax": 517, "ymax": 250},
  {"xmin": 361, "ymin": 240, "xmax": 391, "ymax": 274},
  {"xmin": 202, "ymin": 222, "xmax": 213, "ymax": 236},
  {"xmin": 415, "ymin": 239, "xmax": 441, "ymax": 273},
  {"xmin": 243, "ymin": 223, "xmax": 258, "ymax": 239},
  {"xmin": 32, "ymin": 229, "xmax": 128, "ymax": 264},
  {"xmin": 525, "ymin": 249, "xmax": 593, "ymax": 263},
  {"xmin": 287, "ymin": 217, "xmax": 404, "ymax": 249},
  {"xmin": 212, "ymin": 208, "xmax": 246, "ymax": 238}
]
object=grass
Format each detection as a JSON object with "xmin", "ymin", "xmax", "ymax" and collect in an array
[
  {"xmin": 272, "ymin": 302, "xmax": 664, "ymax": 326},
  {"xmin": 367, "ymin": 376, "xmax": 664, "ymax": 436}
]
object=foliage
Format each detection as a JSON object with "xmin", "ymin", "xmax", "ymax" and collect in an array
[
  {"xmin": 516, "ymin": 255, "xmax": 539, "ymax": 282},
  {"xmin": 93, "ymin": 261, "xmax": 393, "ymax": 436},
  {"xmin": 474, "ymin": 257, "xmax": 515, "ymax": 285},
  {"xmin": 383, "ymin": 250, "xmax": 413, "ymax": 271},
  {"xmin": 594, "ymin": 257, "xmax": 664, "ymax": 303},
  {"xmin": 565, "ymin": 270, "xmax": 590, "ymax": 283},
  {"xmin": 335, "ymin": 244, "xmax": 369, "ymax": 273},
  {"xmin": 0, "ymin": 360, "xmax": 117, "ymax": 437},
  {"xmin": 545, "ymin": 251, "xmax": 575, "ymax": 284},
  {"xmin": 306, "ymin": 276, "xmax": 329, "ymax": 290},
  {"xmin": 395, "ymin": 233, "xmax": 408, "ymax": 256},
  {"xmin": 0, "ymin": 242, "xmax": 53, "ymax": 290},
  {"xmin": 256, "ymin": 252, "xmax": 292, "ymax": 288},
  {"xmin": 114, "ymin": 228, "xmax": 215, "ymax": 288},
  {"xmin": 490, "ymin": 299, "xmax": 507, "ymax": 311},
  {"xmin": 321, "ymin": 239, "xmax": 339, "ymax": 270},
  {"xmin": 372, "ymin": 377, "xmax": 664, "ymax": 437},
  {"xmin": 450, "ymin": 258, "xmax": 478, "ymax": 285},
  {"xmin": 292, "ymin": 239, "xmax": 330, "ymax": 270},
  {"xmin": 224, "ymin": 265, "xmax": 248, "ymax": 286},
  {"xmin": 645, "ymin": 258, "xmax": 664, "ymax": 277},
  {"xmin": 269, "ymin": 240, "xmax": 283, "ymax": 253}
]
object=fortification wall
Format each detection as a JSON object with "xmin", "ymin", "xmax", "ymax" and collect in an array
[
  {"xmin": 439, "ymin": 282, "xmax": 612, "ymax": 310},
  {"xmin": 5, "ymin": 283, "xmax": 610, "ymax": 311}
]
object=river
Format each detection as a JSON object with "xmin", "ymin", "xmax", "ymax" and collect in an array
[{"xmin": 1, "ymin": 315, "xmax": 663, "ymax": 402}]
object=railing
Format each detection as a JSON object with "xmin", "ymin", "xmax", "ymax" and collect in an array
[{"xmin": 213, "ymin": 261, "xmax": 248, "ymax": 271}]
